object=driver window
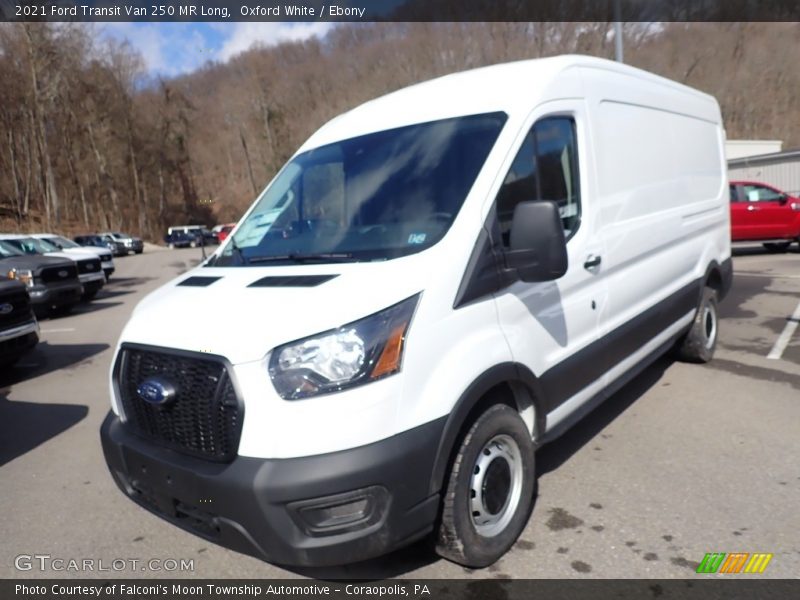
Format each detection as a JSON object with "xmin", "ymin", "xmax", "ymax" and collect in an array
[
  {"xmin": 495, "ymin": 116, "xmax": 580, "ymax": 247},
  {"xmin": 742, "ymin": 184, "xmax": 783, "ymax": 203}
]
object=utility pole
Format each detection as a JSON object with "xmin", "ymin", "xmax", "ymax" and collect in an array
[{"xmin": 614, "ymin": 0, "xmax": 624, "ymax": 63}]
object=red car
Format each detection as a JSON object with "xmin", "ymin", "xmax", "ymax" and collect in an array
[
  {"xmin": 729, "ymin": 180, "xmax": 800, "ymax": 252},
  {"xmin": 216, "ymin": 223, "xmax": 236, "ymax": 243}
]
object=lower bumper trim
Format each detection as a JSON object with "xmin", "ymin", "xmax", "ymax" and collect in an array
[{"xmin": 100, "ymin": 412, "xmax": 445, "ymax": 566}]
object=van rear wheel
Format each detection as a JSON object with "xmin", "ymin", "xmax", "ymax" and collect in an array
[
  {"xmin": 435, "ymin": 404, "xmax": 535, "ymax": 568},
  {"xmin": 676, "ymin": 287, "xmax": 718, "ymax": 363}
]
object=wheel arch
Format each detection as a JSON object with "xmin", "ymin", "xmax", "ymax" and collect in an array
[
  {"xmin": 702, "ymin": 257, "xmax": 732, "ymax": 302},
  {"xmin": 428, "ymin": 362, "xmax": 546, "ymax": 496}
]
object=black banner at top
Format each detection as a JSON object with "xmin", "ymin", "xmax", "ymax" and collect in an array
[{"xmin": 2, "ymin": 0, "xmax": 800, "ymax": 22}]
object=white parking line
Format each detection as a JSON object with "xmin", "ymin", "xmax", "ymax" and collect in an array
[
  {"xmin": 40, "ymin": 328, "xmax": 76, "ymax": 334},
  {"xmin": 767, "ymin": 300, "xmax": 800, "ymax": 360}
]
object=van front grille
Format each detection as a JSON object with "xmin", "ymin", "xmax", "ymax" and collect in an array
[{"xmin": 116, "ymin": 347, "xmax": 242, "ymax": 462}]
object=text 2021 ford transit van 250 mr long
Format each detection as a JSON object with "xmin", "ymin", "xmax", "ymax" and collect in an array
[{"xmin": 101, "ymin": 56, "xmax": 732, "ymax": 568}]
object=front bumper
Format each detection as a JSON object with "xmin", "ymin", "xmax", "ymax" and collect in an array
[
  {"xmin": 29, "ymin": 282, "xmax": 83, "ymax": 312},
  {"xmin": 101, "ymin": 261, "xmax": 114, "ymax": 279},
  {"xmin": 0, "ymin": 319, "xmax": 39, "ymax": 361},
  {"xmin": 79, "ymin": 272, "xmax": 105, "ymax": 293},
  {"xmin": 124, "ymin": 241, "xmax": 144, "ymax": 253},
  {"xmin": 100, "ymin": 412, "xmax": 444, "ymax": 567}
]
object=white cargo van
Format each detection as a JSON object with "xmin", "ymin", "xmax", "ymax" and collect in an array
[{"xmin": 101, "ymin": 56, "xmax": 731, "ymax": 568}]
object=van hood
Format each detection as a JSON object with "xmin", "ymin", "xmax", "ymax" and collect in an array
[{"xmin": 119, "ymin": 258, "xmax": 430, "ymax": 365}]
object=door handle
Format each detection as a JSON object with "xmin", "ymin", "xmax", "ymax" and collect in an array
[
  {"xmin": 584, "ymin": 255, "xmax": 602, "ymax": 269},
  {"xmin": 747, "ymin": 205, "xmax": 759, "ymax": 211}
]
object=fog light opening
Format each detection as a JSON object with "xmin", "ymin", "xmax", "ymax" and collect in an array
[{"xmin": 290, "ymin": 486, "xmax": 389, "ymax": 537}]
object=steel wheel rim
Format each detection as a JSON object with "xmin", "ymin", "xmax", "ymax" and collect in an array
[
  {"xmin": 469, "ymin": 433, "xmax": 524, "ymax": 537},
  {"xmin": 703, "ymin": 303, "xmax": 717, "ymax": 349}
]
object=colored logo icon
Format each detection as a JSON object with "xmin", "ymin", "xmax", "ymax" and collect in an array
[{"xmin": 697, "ymin": 552, "xmax": 773, "ymax": 574}]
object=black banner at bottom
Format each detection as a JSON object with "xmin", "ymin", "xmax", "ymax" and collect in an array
[{"xmin": 3, "ymin": 579, "xmax": 798, "ymax": 600}]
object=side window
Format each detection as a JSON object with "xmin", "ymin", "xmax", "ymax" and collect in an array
[
  {"xmin": 742, "ymin": 184, "xmax": 783, "ymax": 203},
  {"xmin": 495, "ymin": 116, "xmax": 580, "ymax": 247}
]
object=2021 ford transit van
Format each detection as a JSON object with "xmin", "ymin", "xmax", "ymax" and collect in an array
[{"xmin": 101, "ymin": 55, "xmax": 732, "ymax": 568}]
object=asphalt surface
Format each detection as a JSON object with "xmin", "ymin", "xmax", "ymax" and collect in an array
[{"xmin": 1, "ymin": 244, "xmax": 798, "ymax": 580}]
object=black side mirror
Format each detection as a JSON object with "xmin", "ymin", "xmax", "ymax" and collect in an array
[
  {"xmin": 778, "ymin": 193, "xmax": 789, "ymax": 204},
  {"xmin": 505, "ymin": 201, "xmax": 568, "ymax": 282}
]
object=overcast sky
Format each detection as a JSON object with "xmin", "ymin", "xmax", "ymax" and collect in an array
[{"xmin": 98, "ymin": 22, "xmax": 334, "ymax": 76}]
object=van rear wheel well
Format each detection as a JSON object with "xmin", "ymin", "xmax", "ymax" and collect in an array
[{"xmin": 705, "ymin": 268, "xmax": 722, "ymax": 294}]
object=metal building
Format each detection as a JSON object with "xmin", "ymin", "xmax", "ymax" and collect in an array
[
  {"xmin": 728, "ymin": 148, "xmax": 800, "ymax": 196},
  {"xmin": 726, "ymin": 139, "xmax": 782, "ymax": 160}
]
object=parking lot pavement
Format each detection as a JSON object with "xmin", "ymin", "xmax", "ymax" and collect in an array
[{"xmin": 1, "ymin": 246, "xmax": 798, "ymax": 580}]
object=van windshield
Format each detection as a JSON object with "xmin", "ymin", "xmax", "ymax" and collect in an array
[{"xmin": 213, "ymin": 112, "xmax": 507, "ymax": 265}]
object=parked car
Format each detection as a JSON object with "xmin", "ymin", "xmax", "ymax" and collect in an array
[
  {"xmin": 164, "ymin": 231, "xmax": 200, "ymax": 249},
  {"xmin": 75, "ymin": 234, "xmax": 127, "ymax": 257},
  {"xmin": 101, "ymin": 232, "xmax": 144, "ymax": 255},
  {"xmin": 0, "ymin": 279, "xmax": 39, "ymax": 368},
  {"xmin": 729, "ymin": 180, "xmax": 800, "ymax": 252},
  {"xmin": 168, "ymin": 225, "xmax": 216, "ymax": 245},
  {"xmin": 0, "ymin": 235, "xmax": 105, "ymax": 301},
  {"xmin": 0, "ymin": 240, "xmax": 82, "ymax": 317},
  {"xmin": 100, "ymin": 56, "xmax": 731, "ymax": 569},
  {"xmin": 31, "ymin": 233, "xmax": 115, "ymax": 280},
  {"xmin": 216, "ymin": 223, "xmax": 236, "ymax": 243}
]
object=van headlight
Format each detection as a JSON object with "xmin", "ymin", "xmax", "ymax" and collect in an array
[
  {"xmin": 7, "ymin": 268, "xmax": 34, "ymax": 287},
  {"xmin": 269, "ymin": 294, "xmax": 420, "ymax": 399}
]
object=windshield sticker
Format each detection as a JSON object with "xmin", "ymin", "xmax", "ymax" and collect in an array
[{"xmin": 408, "ymin": 233, "xmax": 427, "ymax": 245}]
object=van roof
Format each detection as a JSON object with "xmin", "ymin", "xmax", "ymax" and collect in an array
[{"xmin": 300, "ymin": 54, "xmax": 718, "ymax": 152}]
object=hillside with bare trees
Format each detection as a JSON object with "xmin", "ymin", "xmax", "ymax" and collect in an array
[{"xmin": 0, "ymin": 22, "xmax": 798, "ymax": 239}]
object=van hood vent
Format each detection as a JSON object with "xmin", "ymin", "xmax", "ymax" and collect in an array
[
  {"xmin": 247, "ymin": 274, "xmax": 338, "ymax": 288},
  {"xmin": 178, "ymin": 276, "xmax": 222, "ymax": 287}
]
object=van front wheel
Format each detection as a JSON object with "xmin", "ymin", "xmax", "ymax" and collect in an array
[
  {"xmin": 436, "ymin": 404, "xmax": 535, "ymax": 568},
  {"xmin": 676, "ymin": 287, "xmax": 718, "ymax": 363}
]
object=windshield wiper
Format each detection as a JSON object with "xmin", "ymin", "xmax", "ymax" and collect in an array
[{"xmin": 248, "ymin": 252, "xmax": 357, "ymax": 264}]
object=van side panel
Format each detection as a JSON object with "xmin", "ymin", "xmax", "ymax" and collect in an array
[{"xmin": 580, "ymin": 66, "xmax": 729, "ymax": 370}]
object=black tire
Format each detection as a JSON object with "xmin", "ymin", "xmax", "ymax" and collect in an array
[
  {"xmin": 436, "ymin": 404, "xmax": 536, "ymax": 568},
  {"xmin": 135, "ymin": 249, "xmax": 143, "ymax": 254},
  {"xmin": 763, "ymin": 242, "xmax": 791, "ymax": 253},
  {"xmin": 676, "ymin": 287, "xmax": 719, "ymax": 363},
  {"xmin": 81, "ymin": 289, "xmax": 99, "ymax": 302}
]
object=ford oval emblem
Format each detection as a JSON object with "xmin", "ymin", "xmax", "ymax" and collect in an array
[
  {"xmin": 86, "ymin": 264, "xmax": 94, "ymax": 270},
  {"xmin": 136, "ymin": 378, "xmax": 177, "ymax": 406},
  {"xmin": 0, "ymin": 303, "xmax": 12, "ymax": 315},
  {"xmin": 58, "ymin": 270, "xmax": 68, "ymax": 278}
]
